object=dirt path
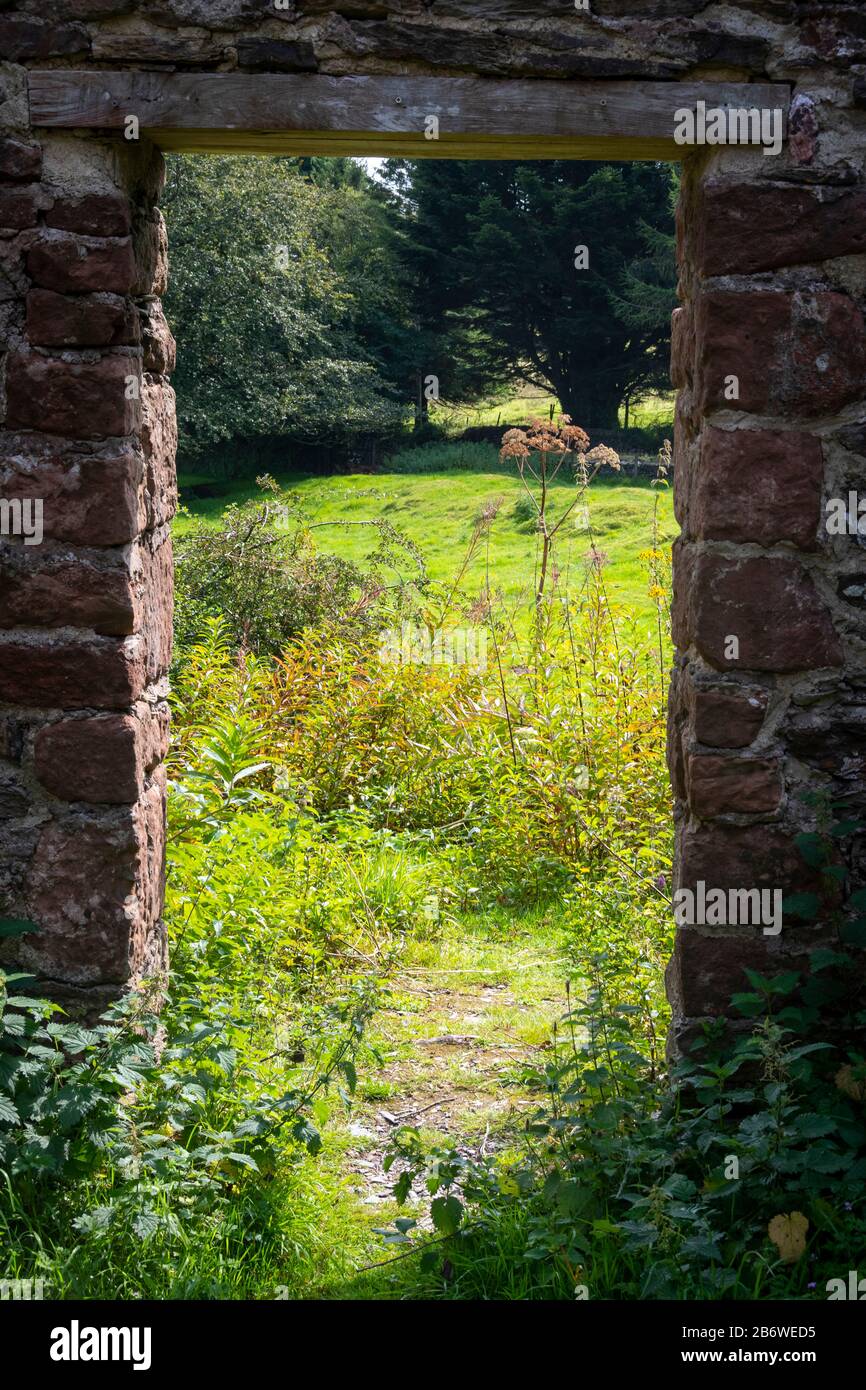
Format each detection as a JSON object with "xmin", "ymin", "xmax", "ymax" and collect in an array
[{"xmin": 336, "ymin": 911, "xmax": 567, "ymax": 1213}]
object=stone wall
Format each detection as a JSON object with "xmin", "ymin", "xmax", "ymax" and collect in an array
[
  {"xmin": 669, "ymin": 132, "xmax": 866, "ymax": 1048},
  {"xmin": 0, "ymin": 2, "xmax": 862, "ymax": 83},
  {"xmin": 0, "ymin": 127, "xmax": 174, "ymax": 1013},
  {"xmin": 1, "ymin": 1, "xmax": 865, "ymax": 1037}
]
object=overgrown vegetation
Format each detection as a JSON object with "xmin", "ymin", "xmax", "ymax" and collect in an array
[
  {"xmin": 1, "ymin": 433, "xmax": 679, "ymax": 1298},
  {"xmin": 6, "ymin": 427, "xmax": 863, "ymax": 1300},
  {"xmin": 380, "ymin": 830, "xmax": 866, "ymax": 1300}
]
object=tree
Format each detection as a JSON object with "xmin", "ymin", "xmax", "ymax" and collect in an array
[
  {"xmin": 389, "ymin": 159, "xmax": 677, "ymax": 431},
  {"xmin": 162, "ymin": 155, "xmax": 405, "ymax": 461}
]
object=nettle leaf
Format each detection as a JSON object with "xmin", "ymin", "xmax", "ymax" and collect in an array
[
  {"xmin": 782, "ymin": 893, "xmax": 820, "ymax": 922},
  {"xmin": 430, "ymin": 1194, "xmax": 463, "ymax": 1236},
  {"xmin": 291, "ymin": 1117, "xmax": 321, "ymax": 1155},
  {"xmin": 393, "ymin": 1170, "xmax": 413, "ymax": 1205},
  {"xmin": 811, "ymin": 949, "xmax": 850, "ymax": 973},
  {"xmin": 790, "ymin": 1114, "xmax": 838, "ymax": 1140},
  {"xmin": 807, "ymin": 1148, "xmax": 848, "ymax": 1174},
  {"xmin": 223, "ymin": 1151, "xmax": 260, "ymax": 1171},
  {"xmin": 0, "ymin": 1056, "xmax": 23, "ymax": 1088},
  {"xmin": 0, "ymin": 1095, "xmax": 19, "ymax": 1125},
  {"xmin": 132, "ymin": 1209, "xmax": 161, "ymax": 1241},
  {"xmin": 730, "ymin": 992, "xmax": 764, "ymax": 1018},
  {"xmin": 0, "ymin": 919, "xmax": 39, "ymax": 939},
  {"xmin": 74, "ymin": 1206, "xmax": 115, "ymax": 1235},
  {"xmin": 794, "ymin": 833, "xmax": 828, "ymax": 868}
]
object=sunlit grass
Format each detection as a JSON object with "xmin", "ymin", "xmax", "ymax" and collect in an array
[
  {"xmin": 426, "ymin": 388, "xmax": 675, "ymax": 433},
  {"xmin": 174, "ymin": 467, "xmax": 677, "ymax": 638}
]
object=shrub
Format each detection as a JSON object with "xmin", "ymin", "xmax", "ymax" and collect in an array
[{"xmin": 173, "ymin": 482, "xmax": 427, "ymax": 655}]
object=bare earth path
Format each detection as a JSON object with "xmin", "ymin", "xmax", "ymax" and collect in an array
[{"xmin": 330, "ymin": 910, "xmax": 567, "ymax": 1241}]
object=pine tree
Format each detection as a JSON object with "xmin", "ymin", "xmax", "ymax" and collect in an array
[{"xmin": 390, "ymin": 159, "xmax": 678, "ymax": 431}]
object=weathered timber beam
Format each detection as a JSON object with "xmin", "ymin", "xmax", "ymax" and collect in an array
[{"xmin": 28, "ymin": 72, "xmax": 789, "ymax": 161}]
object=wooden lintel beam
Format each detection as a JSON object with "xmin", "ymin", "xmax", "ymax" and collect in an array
[{"xmin": 28, "ymin": 72, "xmax": 789, "ymax": 161}]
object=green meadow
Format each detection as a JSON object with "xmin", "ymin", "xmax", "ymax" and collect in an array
[{"xmin": 174, "ymin": 451, "xmax": 678, "ymax": 638}]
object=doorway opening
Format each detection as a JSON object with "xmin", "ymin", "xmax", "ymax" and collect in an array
[{"xmin": 163, "ymin": 151, "xmax": 679, "ymax": 1296}]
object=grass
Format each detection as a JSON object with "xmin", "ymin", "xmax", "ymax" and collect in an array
[
  {"xmin": 175, "ymin": 463, "xmax": 678, "ymax": 637},
  {"xmin": 426, "ymin": 388, "xmax": 675, "ymax": 434}
]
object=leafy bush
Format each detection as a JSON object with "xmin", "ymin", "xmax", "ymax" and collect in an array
[
  {"xmin": 0, "ymin": 629, "xmax": 421, "ymax": 1295},
  {"xmin": 173, "ymin": 483, "xmax": 427, "ymax": 655},
  {"xmin": 1, "ymin": 449, "xmax": 681, "ymax": 1299}
]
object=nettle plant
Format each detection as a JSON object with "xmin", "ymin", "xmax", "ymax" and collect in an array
[{"xmin": 0, "ymin": 936, "xmax": 371, "ymax": 1243}]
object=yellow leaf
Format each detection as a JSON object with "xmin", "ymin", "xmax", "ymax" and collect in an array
[
  {"xmin": 835, "ymin": 1064, "xmax": 866, "ymax": 1101},
  {"xmin": 768, "ymin": 1211, "xmax": 809, "ymax": 1264}
]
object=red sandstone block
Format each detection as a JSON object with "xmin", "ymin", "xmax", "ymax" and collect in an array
[
  {"xmin": 666, "ymin": 694, "xmax": 687, "ymax": 802},
  {"xmin": 24, "ymin": 787, "xmax": 165, "ymax": 985},
  {"xmin": 672, "ymin": 395, "xmax": 694, "ymax": 530},
  {"xmin": 144, "ymin": 442, "xmax": 178, "ymax": 532},
  {"xmin": 689, "ymin": 426, "xmax": 823, "ymax": 549},
  {"xmin": 687, "ymin": 752, "xmax": 783, "ymax": 818},
  {"xmin": 0, "ymin": 434, "xmax": 145, "ymax": 546},
  {"xmin": 133, "ymin": 210, "xmax": 168, "ymax": 296},
  {"xmin": 26, "ymin": 233, "xmax": 136, "ymax": 295},
  {"xmin": 0, "ymin": 137, "xmax": 41, "ymax": 181},
  {"xmin": 141, "ymin": 381, "xmax": 177, "ymax": 464},
  {"xmin": 694, "ymin": 290, "xmax": 866, "ymax": 418},
  {"xmin": 35, "ymin": 715, "xmax": 141, "ymax": 803},
  {"xmin": 5, "ymin": 352, "xmax": 142, "ymax": 439},
  {"xmin": 137, "ymin": 537, "xmax": 174, "ymax": 683},
  {"xmin": 46, "ymin": 191, "xmax": 132, "ymax": 238},
  {"xmin": 0, "ymin": 633, "xmax": 146, "ymax": 709},
  {"xmin": 0, "ymin": 186, "xmax": 40, "ymax": 230},
  {"xmin": 0, "ymin": 550, "xmax": 136, "ymax": 636},
  {"xmin": 34, "ymin": 704, "xmax": 169, "ymax": 804},
  {"xmin": 132, "ymin": 774, "xmax": 167, "ymax": 967},
  {"xmin": 694, "ymin": 290, "xmax": 787, "ymax": 415},
  {"xmin": 667, "ymin": 929, "xmax": 819, "ymax": 1019},
  {"xmin": 140, "ymin": 700, "xmax": 171, "ymax": 771},
  {"xmin": 670, "ymin": 305, "xmax": 693, "ymax": 389},
  {"xmin": 672, "ymin": 544, "xmax": 842, "ymax": 672},
  {"xmin": 692, "ymin": 686, "xmax": 768, "ymax": 749},
  {"xmin": 697, "ymin": 182, "xmax": 866, "ymax": 276},
  {"xmin": 677, "ymin": 819, "xmax": 827, "ymax": 901},
  {"xmin": 27, "ymin": 288, "xmax": 139, "ymax": 349},
  {"xmin": 138, "ymin": 301, "xmax": 176, "ymax": 375}
]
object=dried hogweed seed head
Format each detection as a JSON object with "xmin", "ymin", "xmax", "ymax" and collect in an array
[{"xmin": 585, "ymin": 444, "xmax": 621, "ymax": 471}]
